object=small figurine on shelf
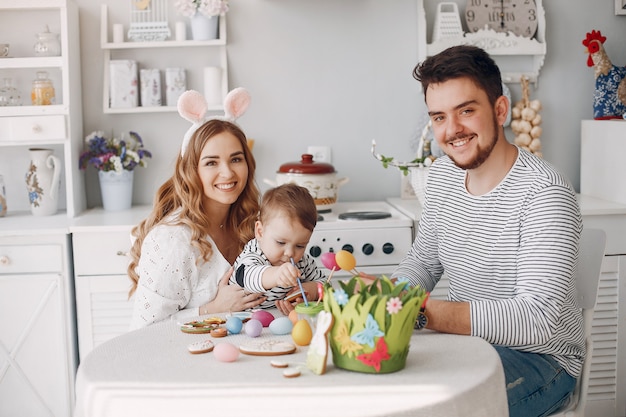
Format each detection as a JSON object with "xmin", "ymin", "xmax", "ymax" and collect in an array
[
  {"xmin": 583, "ymin": 29, "xmax": 626, "ymax": 119},
  {"xmin": 128, "ymin": 0, "xmax": 171, "ymax": 41}
]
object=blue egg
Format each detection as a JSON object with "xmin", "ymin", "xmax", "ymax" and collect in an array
[
  {"xmin": 225, "ymin": 316, "xmax": 243, "ymax": 334},
  {"xmin": 269, "ymin": 316, "xmax": 293, "ymax": 335}
]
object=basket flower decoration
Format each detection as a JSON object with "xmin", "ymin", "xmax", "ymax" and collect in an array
[
  {"xmin": 78, "ymin": 131, "xmax": 152, "ymax": 173},
  {"xmin": 174, "ymin": 0, "xmax": 229, "ymax": 17},
  {"xmin": 322, "ymin": 255, "xmax": 427, "ymax": 374}
]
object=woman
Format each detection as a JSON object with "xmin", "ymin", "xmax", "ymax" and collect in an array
[{"xmin": 128, "ymin": 89, "xmax": 266, "ymax": 329}]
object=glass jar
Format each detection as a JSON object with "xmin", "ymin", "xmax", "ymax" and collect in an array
[
  {"xmin": 0, "ymin": 78, "xmax": 21, "ymax": 106},
  {"xmin": 295, "ymin": 302, "xmax": 324, "ymax": 334},
  {"xmin": 0, "ymin": 174, "xmax": 6, "ymax": 217},
  {"xmin": 33, "ymin": 27, "xmax": 61, "ymax": 57},
  {"xmin": 31, "ymin": 71, "xmax": 55, "ymax": 106}
]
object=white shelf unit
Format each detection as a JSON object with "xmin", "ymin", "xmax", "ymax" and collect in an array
[
  {"xmin": 417, "ymin": 0, "xmax": 547, "ymax": 85},
  {"xmin": 100, "ymin": 5, "xmax": 228, "ymax": 114},
  {"xmin": 0, "ymin": 0, "xmax": 85, "ymax": 218}
]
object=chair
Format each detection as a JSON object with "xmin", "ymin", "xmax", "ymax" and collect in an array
[{"xmin": 549, "ymin": 228, "xmax": 606, "ymax": 417}]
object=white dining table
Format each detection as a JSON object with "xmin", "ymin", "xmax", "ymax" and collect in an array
[{"xmin": 74, "ymin": 312, "xmax": 509, "ymax": 417}]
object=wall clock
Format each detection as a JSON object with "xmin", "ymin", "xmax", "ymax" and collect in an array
[
  {"xmin": 417, "ymin": 0, "xmax": 546, "ymax": 85},
  {"xmin": 465, "ymin": 0, "xmax": 538, "ymax": 38}
]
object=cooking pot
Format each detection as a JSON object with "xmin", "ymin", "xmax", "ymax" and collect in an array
[{"xmin": 264, "ymin": 154, "xmax": 349, "ymax": 212}]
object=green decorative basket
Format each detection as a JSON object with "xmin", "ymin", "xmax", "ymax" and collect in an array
[{"xmin": 323, "ymin": 276, "xmax": 427, "ymax": 374}]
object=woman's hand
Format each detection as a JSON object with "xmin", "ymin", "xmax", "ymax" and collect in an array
[
  {"xmin": 275, "ymin": 298, "xmax": 297, "ymax": 316},
  {"xmin": 201, "ymin": 267, "xmax": 266, "ymax": 314}
]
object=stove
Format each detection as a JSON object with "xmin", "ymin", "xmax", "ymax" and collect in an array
[{"xmin": 307, "ymin": 201, "xmax": 414, "ymax": 278}]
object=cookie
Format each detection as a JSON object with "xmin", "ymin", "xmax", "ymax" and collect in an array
[
  {"xmin": 187, "ymin": 339, "xmax": 215, "ymax": 354},
  {"xmin": 305, "ymin": 310, "xmax": 334, "ymax": 375},
  {"xmin": 239, "ymin": 339, "xmax": 297, "ymax": 356},
  {"xmin": 283, "ymin": 368, "xmax": 301, "ymax": 378},
  {"xmin": 270, "ymin": 360, "xmax": 289, "ymax": 368},
  {"xmin": 210, "ymin": 327, "xmax": 228, "ymax": 338}
]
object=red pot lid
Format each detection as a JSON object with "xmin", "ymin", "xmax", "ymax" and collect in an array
[{"xmin": 278, "ymin": 154, "xmax": 335, "ymax": 174}]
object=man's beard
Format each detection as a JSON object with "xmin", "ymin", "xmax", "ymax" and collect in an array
[{"xmin": 447, "ymin": 115, "xmax": 498, "ymax": 170}]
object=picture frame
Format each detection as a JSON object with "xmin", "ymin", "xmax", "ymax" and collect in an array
[{"xmin": 615, "ymin": 0, "xmax": 626, "ymax": 15}]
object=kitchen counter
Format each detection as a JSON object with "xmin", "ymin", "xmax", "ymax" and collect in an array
[{"xmin": 68, "ymin": 205, "xmax": 152, "ymax": 233}]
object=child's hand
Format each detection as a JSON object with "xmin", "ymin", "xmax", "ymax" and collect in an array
[{"xmin": 272, "ymin": 262, "xmax": 300, "ymax": 288}]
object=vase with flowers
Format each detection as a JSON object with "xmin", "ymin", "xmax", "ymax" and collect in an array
[
  {"xmin": 78, "ymin": 131, "xmax": 152, "ymax": 211},
  {"xmin": 174, "ymin": 0, "xmax": 229, "ymax": 41}
]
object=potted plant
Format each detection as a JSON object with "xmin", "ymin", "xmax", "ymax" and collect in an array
[
  {"xmin": 174, "ymin": 0, "xmax": 229, "ymax": 41},
  {"xmin": 78, "ymin": 130, "xmax": 151, "ymax": 211}
]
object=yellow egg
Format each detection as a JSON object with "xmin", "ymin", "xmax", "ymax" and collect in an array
[
  {"xmin": 291, "ymin": 319, "xmax": 313, "ymax": 346},
  {"xmin": 335, "ymin": 250, "xmax": 356, "ymax": 271}
]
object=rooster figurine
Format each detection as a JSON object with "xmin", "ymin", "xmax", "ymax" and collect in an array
[{"xmin": 583, "ymin": 29, "xmax": 626, "ymax": 120}]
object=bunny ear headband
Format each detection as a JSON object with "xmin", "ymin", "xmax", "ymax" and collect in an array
[{"xmin": 177, "ymin": 87, "xmax": 251, "ymax": 156}]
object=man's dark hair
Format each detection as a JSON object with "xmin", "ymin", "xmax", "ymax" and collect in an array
[{"xmin": 413, "ymin": 45, "xmax": 503, "ymax": 106}]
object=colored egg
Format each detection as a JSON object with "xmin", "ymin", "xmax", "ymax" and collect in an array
[
  {"xmin": 213, "ymin": 342, "xmax": 240, "ymax": 362},
  {"xmin": 335, "ymin": 250, "xmax": 356, "ymax": 271},
  {"xmin": 225, "ymin": 316, "xmax": 243, "ymax": 334},
  {"xmin": 245, "ymin": 319, "xmax": 263, "ymax": 337},
  {"xmin": 251, "ymin": 310, "xmax": 275, "ymax": 327},
  {"xmin": 288, "ymin": 309, "xmax": 299, "ymax": 324},
  {"xmin": 291, "ymin": 319, "xmax": 313, "ymax": 346},
  {"xmin": 269, "ymin": 316, "xmax": 293, "ymax": 335},
  {"xmin": 320, "ymin": 252, "xmax": 339, "ymax": 270}
]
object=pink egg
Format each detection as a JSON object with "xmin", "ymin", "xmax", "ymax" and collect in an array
[
  {"xmin": 321, "ymin": 252, "xmax": 339, "ymax": 271},
  {"xmin": 245, "ymin": 319, "xmax": 263, "ymax": 337},
  {"xmin": 251, "ymin": 310, "xmax": 274, "ymax": 327},
  {"xmin": 213, "ymin": 343, "xmax": 240, "ymax": 362}
]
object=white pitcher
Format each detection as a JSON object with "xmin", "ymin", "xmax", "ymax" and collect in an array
[{"xmin": 25, "ymin": 148, "xmax": 61, "ymax": 216}]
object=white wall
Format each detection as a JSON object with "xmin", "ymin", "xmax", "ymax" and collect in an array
[{"xmin": 74, "ymin": 0, "xmax": 626, "ymax": 208}]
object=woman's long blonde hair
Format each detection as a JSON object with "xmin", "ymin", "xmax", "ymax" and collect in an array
[{"xmin": 127, "ymin": 119, "xmax": 260, "ymax": 297}]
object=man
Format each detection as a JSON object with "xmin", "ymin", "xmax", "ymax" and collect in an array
[{"xmin": 393, "ymin": 45, "xmax": 583, "ymax": 417}]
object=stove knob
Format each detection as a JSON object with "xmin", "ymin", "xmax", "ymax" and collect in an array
[
  {"xmin": 309, "ymin": 246, "xmax": 322, "ymax": 258},
  {"xmin": 341, "ymin": 244, "xmax": 354, "ymax": 253},
  {"xmin": 382, "ymin": 242, "xmax": 394, "ymax": 254},
  {"xmin": 362, "ymin": 243, "xmax": 374, "ymax": 255}
]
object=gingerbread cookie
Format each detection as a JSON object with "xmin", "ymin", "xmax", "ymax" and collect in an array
[
  {"xmin": 239, "ymin": 339, "xmax": 297, "ymax": 356},
  {"xmin": 306, "ymin": 310, "xmax": 334, "ymax": 375},
  {"xmin": 187, "ymin": 339, "xmax": 215, "ymax": 354},
  {"xmin": 210, "ymin": 327, "xmax": 228, "ymax": 338}
]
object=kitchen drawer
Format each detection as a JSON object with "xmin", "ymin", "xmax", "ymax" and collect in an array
[
  {"xmin": 0, "ymin": 115, "xmax": 66, "ymax": 143},
  {"xmin": 0, "ymin": 244, "xmax": 63, "ymax": 274},
  {"xmin": 73, "ymin": 230, "xmax": 133, "ymax": 276}
]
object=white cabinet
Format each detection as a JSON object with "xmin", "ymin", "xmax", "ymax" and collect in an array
[
  {"xmin": 416, "ymin": 0, "xmax": 547, "ymax": 84},
  {"xmin": 581, "ymin": 120, "xmax": 626, "ymax": 206},
  {"xmin": 100, "ymin": 5, "xmax": 228, "ymax": 114},
  {"xmin": 0, "ymin": 232, "xmax": 77, "ymax": 417},
  {"xmin": 0, "ymin": 0, "xmax": 84, "ymax": 217},
  {"xmin": 71, "ymin": 206, "xmax": 151, "ymax": 360}
]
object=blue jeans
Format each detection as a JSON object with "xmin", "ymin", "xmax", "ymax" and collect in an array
[{"xmin": 493, "ymin": 345, "xmax": 577, "ymax": 417}]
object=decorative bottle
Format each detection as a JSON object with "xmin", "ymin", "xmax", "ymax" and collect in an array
[
  {"xmin": 0, "ymin": 174, "xmax": 6, "ymax": 217},
  {"xmin": 0, "ymin": 78, "xmax": 21, "ymax": 106},
  {"xmin": 31, "ymin": 71, "xmax": 55, "ymax": 106},
  {"xmin": 33, "ymin": 25, "xmax": 61, "ymax": 57}
]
